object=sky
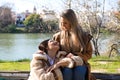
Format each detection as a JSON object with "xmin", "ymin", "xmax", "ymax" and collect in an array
[
  {"xmin": 0, "ymin": 0, "xmax": 63, "ymax": 13},
  {"xmin": 0, "ymin": 0, "xmax": 119, "ymax": 14}
]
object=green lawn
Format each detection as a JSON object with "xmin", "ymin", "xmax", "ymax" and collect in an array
[
  {"xmin": 0, "ymin": 56, "xmax": 120, "ymax": 73},
  {"xmin": 0, "ymin": 62, "xmax": 30, "ymax": 71},
  {"xmin": 0, "ymin": 59, "xmax": 30, "ymax": 71},
  {"xmin": 89, "ymin": 56, "xmax": 120, "ymax": 73}
]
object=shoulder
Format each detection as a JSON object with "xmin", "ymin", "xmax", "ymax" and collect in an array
[{"xmin": 33, "ymin": 51, "xmax": 47, "ymax": 61}]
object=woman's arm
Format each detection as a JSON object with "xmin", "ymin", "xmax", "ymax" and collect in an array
[{"xmin": 76, "ymin": 41, "xmax": 93, "ymax": 62}]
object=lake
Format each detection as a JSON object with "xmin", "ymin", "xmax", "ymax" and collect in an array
[
  {"xmin": 0, "ymin": 33, "xmax": 53, "ymax": 61},
  {"xmin": 0, "ymin": 33, "xmax": 120, "ymax": 61}
]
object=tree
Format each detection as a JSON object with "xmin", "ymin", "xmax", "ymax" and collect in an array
[
  {"xmin": 45, "ymin": 20, "xmax": 59, "ymax": 32},
  {"xmin": 24, "ymin": 14, "xmax": 44, "ymax": 33},
  {"xmin": 114, "ymin": 11, "xmax": 120, "ymax": 20},
  {"xmin": 61, "ymin": 0, "xmax": 107, "ymax": 56},
  {"xmin": 110, "ymin": 0, "xmax": 120, "ymax": 33},
  {"xmin": 0, "ymin": 5, "xmax": 13, "ymax": 32}
]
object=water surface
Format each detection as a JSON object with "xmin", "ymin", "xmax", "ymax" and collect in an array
[
  {"xmin": 0, "ymin": 33, "xmax": 53, "ymax": 60},
  {"xmin": 0, "ymin": 33, "xmax": 119, "ymax": 60}
]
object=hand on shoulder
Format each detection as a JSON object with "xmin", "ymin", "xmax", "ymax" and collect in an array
[{"xmin": 66, "ymin": 53, "xmax": 74, "ymax": 58}]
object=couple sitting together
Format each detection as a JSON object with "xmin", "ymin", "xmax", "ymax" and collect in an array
[{"xmin": 28, "ymin": 9, "xmax": 96, "ymax": 80}]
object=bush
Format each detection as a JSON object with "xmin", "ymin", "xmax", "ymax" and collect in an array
[{"xmin": 6, "ymin": 24, "xmax": 17, "ymax": 33}]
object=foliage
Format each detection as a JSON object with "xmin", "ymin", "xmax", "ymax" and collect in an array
[
  {"xmin": 45, "ymin": 20, "xmax": 59, "ymax": 32},
  {"xmin": 0, "ymin": 4, "xmax": 58, "ymax": 33},
  {"xmin": 114, "ymin": 12, "xmax": 120, "ymax": 20},
  {"xmin": 63, "ymin": 0, "xmax": 120, "ymax": 56},
  {"xmin": 23, "ymin": 13, "xmax": 59, "ymax": 33},
  {"xmin": 6, "ymin": 24, "xmax": 17, "ymax": 33},
  {"xmin": 15, "ymin": 58, "xmax": 30, "ymax": 62},
  {"xmin": 0, "ymin": 5, "xmax": 14, "ymax": 32},
  {"xmin": 100, "ymin": 28, "xmax": 111, "ymax": 35},
  {"xmin": 23, "ymin": 14, "xmax": 43, "ymax": 33}
]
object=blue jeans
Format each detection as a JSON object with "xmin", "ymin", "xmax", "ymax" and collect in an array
[{"xmin": 61, "ymin": 66, "xmax": 87, "ymax": 80}]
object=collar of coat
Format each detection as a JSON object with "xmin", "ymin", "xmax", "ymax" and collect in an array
[
  {"xmin": 32, "ymin": 51, "xmax": 65, "ymax": 61},
  {"xmin": 33, "ymin": 52, "xmax": 48, "ymax": 61}
]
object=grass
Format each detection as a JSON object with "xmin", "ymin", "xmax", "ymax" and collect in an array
[
  {"xmin": 0, "ymin": 59, "xmax": 30, "ymax": 71},
  {"xmin": 89, "ymin": 56, "xmax": 120, "ymax": 73},
  {"xmin": 0, "ymin": 56, "xmax": 120, "ymax": 73},
  {"xmin": 16, "ymin": 27, "xmax": 25, "ymax": 31}
]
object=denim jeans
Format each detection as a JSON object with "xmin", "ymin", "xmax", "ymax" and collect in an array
[{"xmin": 61, "ymin": 66, "xmax": 87, "ymax": 80}]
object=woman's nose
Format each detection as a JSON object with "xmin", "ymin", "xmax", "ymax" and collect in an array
[
  {"xmin": 61, "ymin": 23, "xmax": 65, "ymax": 26},
  {"xmin": 55, "ymin": 41, "xmax": 59, "ymax": 44}
]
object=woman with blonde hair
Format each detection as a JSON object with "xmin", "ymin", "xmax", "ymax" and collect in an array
[{"xmin": 53, "ymin": 9, "xmax": 96, "ymax": 80}]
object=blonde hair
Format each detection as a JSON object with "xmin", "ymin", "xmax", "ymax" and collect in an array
[{"xmin": 59, "ymin": 9, "xmax": 86, "ymax": 53}]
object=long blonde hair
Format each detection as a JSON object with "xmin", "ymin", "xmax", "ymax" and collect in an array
[{"xmin": 59, "ymin": 9, "xmax": 86, "ymax": 53}]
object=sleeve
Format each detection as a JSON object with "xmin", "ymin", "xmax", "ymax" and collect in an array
[
  {"xmin": 57, "ymin": 57, "xmax": 74, "ymax": 68},
  {"xmin": 70, "ymin": 56, "xmax": 83, "ymax": 66},
  {"xmin": 80, "ymin": 32, "xmax": 93, "ymax": 62},
  {"xmin": 75, "ymin": 32, "xmax": 93, "ymax": 62},
  {"xmin": 56, "ymin": 51, "xmax": 74, "ymax": 68},
  {"xmin": 78, "ymin": 41, "xmax": 93, "ymax": 62},
  {"xmin": 56, "ymin": 55, "xmax": 84, "ymax": 68}
]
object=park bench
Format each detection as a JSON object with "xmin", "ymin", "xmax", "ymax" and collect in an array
[{"xmin": 0, "ymin": 71, "xmax": 120, "ymax": 80}]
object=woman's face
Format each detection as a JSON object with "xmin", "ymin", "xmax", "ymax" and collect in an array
[
  {"xmin": 47, "ymin": 40, "xmax": 60, "ymax": 50},
  {"xmin": 60, "ymin": 17, "xmax": 71, "ymax": 31}
]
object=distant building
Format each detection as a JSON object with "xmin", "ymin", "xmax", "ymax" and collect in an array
[
  {"xmin": 40, "ymin": 9, "xmax": 57, "ymax": 21},
  {"xmin": 25, "ymin": 10, "xmax": 31, "ymax": 17},
  {"xmin": 15, "ymin": 7, "xmax": 36, "ymax": 27},
  {"xmin": 33, "ymin": 6, "xmax": 37, "ymax": 14},
  {"xmin": 15, "ymin": 10, "xmax": 31, "ymax": 27},
  {"xmin": 15, "ymin": 13, "xmax": 26, "ymax": 27}
]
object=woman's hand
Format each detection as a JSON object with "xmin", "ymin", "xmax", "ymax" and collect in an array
[
  {"xmin": 46, "ymin": 63, "xmax": 60, "ymax": 72},
  {"xmin": 57, "ymin": 51, "xmax": 67, "ymax": 58},
  {"xmin": 66, "ymin": 53, "xmax": 74, "ymax": 58}
]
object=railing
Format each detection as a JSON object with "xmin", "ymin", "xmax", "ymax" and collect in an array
[{"xmin": 0, "ymin": 71, "xmax": 120, "ymax": 80}]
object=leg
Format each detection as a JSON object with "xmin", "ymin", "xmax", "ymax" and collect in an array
[
  {"xmin": 61, "ymin": 67, "xmax": 73, "ymax": 80},
  {"xmin": 73, "ymin": 66, "xmax": 87, "ymax": 80}
]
